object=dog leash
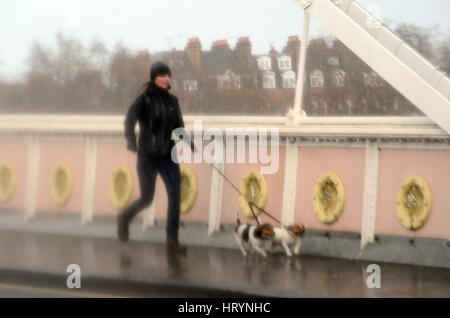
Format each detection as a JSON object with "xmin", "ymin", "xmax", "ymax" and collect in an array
[
  {"xmin": 208, "ymin": 162, "xmax": 282, "ymax": 225},
  {"xmin": 235, "ymin": 205, "xmax": 261, "ymax": 226},
  {"xmin": 248, "ymin": 202, "xmax": 261, "ymax": 226}
]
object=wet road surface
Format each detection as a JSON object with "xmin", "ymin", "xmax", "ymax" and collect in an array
[{"xmin": 0, "ymin": 230, "xmax": 448, "ymax": 297}]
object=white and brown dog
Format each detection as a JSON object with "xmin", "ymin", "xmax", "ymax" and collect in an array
[
  {"xmin": 235, "ymin": 216, "xmax": 274, "ymax": 258},
  {"xmin": 270, "ymin": 224, "xmax": 305, "ymax": 257}
]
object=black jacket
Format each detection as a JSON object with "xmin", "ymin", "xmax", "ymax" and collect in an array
[{"xmin": 124, "ymin": 84, "xmax": 185, "ymax": 158}]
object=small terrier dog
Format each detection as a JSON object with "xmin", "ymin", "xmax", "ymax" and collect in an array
[
  {"xmin": 270, "ymin": 224, "xmax": 305, "ymax": 257},
  {"xmin": 234, "ymin": 215, "xmax": 274, "ymax": 258}
]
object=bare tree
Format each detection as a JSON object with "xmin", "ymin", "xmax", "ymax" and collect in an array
[
  {"xmin": 437, "ymin": 35, "xmax": 450, "ymax": 75},
  {"xmin": 108, "ymin": 41, "xmax": 149, "ymax": 113},
  {"xmin": 2, "ymin": 22, "xmax": 448, "ymax": 116},
  {"xmin": 25, "ymin": 32, "xmax": 115, "ymax": 113},
  {"xmin": 394, "ymin": 23, "xmax": 440, "ymax": 62},
  {"xmin": 0, "ymin": 59, "xmax": 4, "ymax": 83}
]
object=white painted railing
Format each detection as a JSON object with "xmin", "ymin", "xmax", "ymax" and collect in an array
[
  {"xmin": 0, "ymin": 115, "xmax": 447, "ymax": 138},
  {"xmin": 0, "ymin": 114, "xmax": 448, "ymax": 248}
]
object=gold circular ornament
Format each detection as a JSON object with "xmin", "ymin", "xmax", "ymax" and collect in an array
[
  {"xmin": 396, "ymin": 175, "xmax": 431, "ymax": 231},
  {"xmin": 180, "ymin": 166, "xmax": 198, "ymax": 214},
  {"xmin": 313, "ymin": 172, "xmax": 345, "ymax": 224},
  {"xmin": 0, "ymin": 161, "xmax": 16, "ymax": 203},
  {"xmin": 109, "ymin": 165, "xmax": 133, "ymax": 210},
  {"xmin": 50, "ymin": 164, "xmax": 73, "ymax": 206},
  {"xmin": 238, "ymin": 169, "xmax": 268, "ymax": 219}
]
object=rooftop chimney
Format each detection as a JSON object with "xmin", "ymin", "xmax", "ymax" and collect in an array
[
  {"xmin": 186, "ymin": 37, "xmax": 202, "ymax": 73},
  {"xmin": 212, "ymin": 39, "xmax": 231, "ymax": 55},
  {"xmin": 235, "ymin": 36, "xmax": 253, "ymax": 66},
  {"xmin": 238, "ymin": 36, "xmax": 250, "ymax": 43},
  {"xmin": 309, "ymin": 38, "xmax": 326, "ymax": 46},
  {"xmin": 283, "ymin": 36, "xmax": 301, "ymax": 71},
  {"xmin": 212, "ymin": 39, "xmax": 229, "ymax": 47},
  {"xmin": 137, "ymin": 49, "xmax": 150, "ymax": 56}
]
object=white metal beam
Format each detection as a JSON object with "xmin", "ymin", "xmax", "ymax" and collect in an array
[
  {"xmin": 293, "ymin": 0, "xmax": 450, "ymax": 134},
  {"xmin": 293, "ymin": 10, "xmax": 311, "ymax": 116}
]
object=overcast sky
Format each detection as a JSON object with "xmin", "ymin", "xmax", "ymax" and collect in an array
[{"xmin": 1, "ymin": 0, "xmax": 449, "ymax": 81}]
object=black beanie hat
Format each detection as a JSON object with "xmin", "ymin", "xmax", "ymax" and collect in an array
[{"xmin": 150, "ymin": 61, "xmax": 171, "ymax": 83}]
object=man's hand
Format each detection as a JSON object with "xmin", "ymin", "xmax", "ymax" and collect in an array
[
  {"xmin": 190, "ymin": 140, "xmax": 198, "ymax": 153},
  {"xmin": 127, "ymin": 140, "xmax": 138, "ymax": 153}
]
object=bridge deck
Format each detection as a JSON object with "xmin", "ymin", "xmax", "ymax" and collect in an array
[{"xmin": 0, "ymin": 215, "xmax": 448, "ymax": 298}]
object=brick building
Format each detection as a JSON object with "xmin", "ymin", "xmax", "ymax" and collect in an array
[{"xmin": 141, "ymin": 35, "xmax": 419, "ymax": 116}]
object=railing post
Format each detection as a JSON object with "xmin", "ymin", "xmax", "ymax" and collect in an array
[
  {"xmin": 281, "ymin": 137, "xmax": 299, "ymax": 226},
  {"xmin": 25, "ymin": 135, "xmax": 40, "ymax": 221},
  {"xmin": 82, "ymin": 136, "xmax": 97, "ymax": 224},
  {"xmin": 208, "ymin": 160, "xmax": 225, "ymax": 236},
  {"xmin": 361, "ymin": 140, "xmax": 379, "ymax": 249}
]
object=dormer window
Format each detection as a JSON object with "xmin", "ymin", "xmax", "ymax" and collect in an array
[
  {"xmin": 278, "ymin": 56, "xmax": 291, "ymax": 70},
  {"xmin": 364, "ymin": 72, "xmax": 384, "ymax": 86},
  {"xmin": 282, "ymin": 71, "xmax": 296, "ymax": 88},
  {"xmin": 364, "ymin": 73, "xmax": 376, "ymax": 86},
  {"xmin": 310, "ymin": 70, "xmax": 324, "ymax": 88},
  {"xmin": 234, "ymin": 76, "xmax": 241, "ymax": 89},
  {"xmin": 327, "ymin": 57, "xmax": 339, "ymax": 66},
  {"xmin": 257, "ymin": 56, "xmax": 271, "ymax": 70},
  {"xmin": 332, "ymin": 69, "xmax": 345, "ymax": 87},
  {"xmin": 218, "ymin": 70, "xmax": 241, "ymax": 89},
  {"xmin": 263, "ymin": 72, "xmax": 276, "ymax": 89},
  {"xmin": 184, "ymin": 79, "xmax": 198, "ymax": 91}
]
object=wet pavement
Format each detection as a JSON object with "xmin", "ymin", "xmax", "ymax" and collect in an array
[{"xmin": 0, "ymin": 230, "xmax": 448, "ymax": 298}]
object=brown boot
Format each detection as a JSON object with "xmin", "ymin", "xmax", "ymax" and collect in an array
[
  {"xmin": 117, "ymin": 214, "xmax": 129, "ymax": 242},
  {"xmin": 166, "ymin": 238, "xmax": 187, "ymax": 255}
]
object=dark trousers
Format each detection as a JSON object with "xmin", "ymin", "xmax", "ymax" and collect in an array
[{"xmin": 120, "ymin": 154, "xmax": 181, "ymax": 240}]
